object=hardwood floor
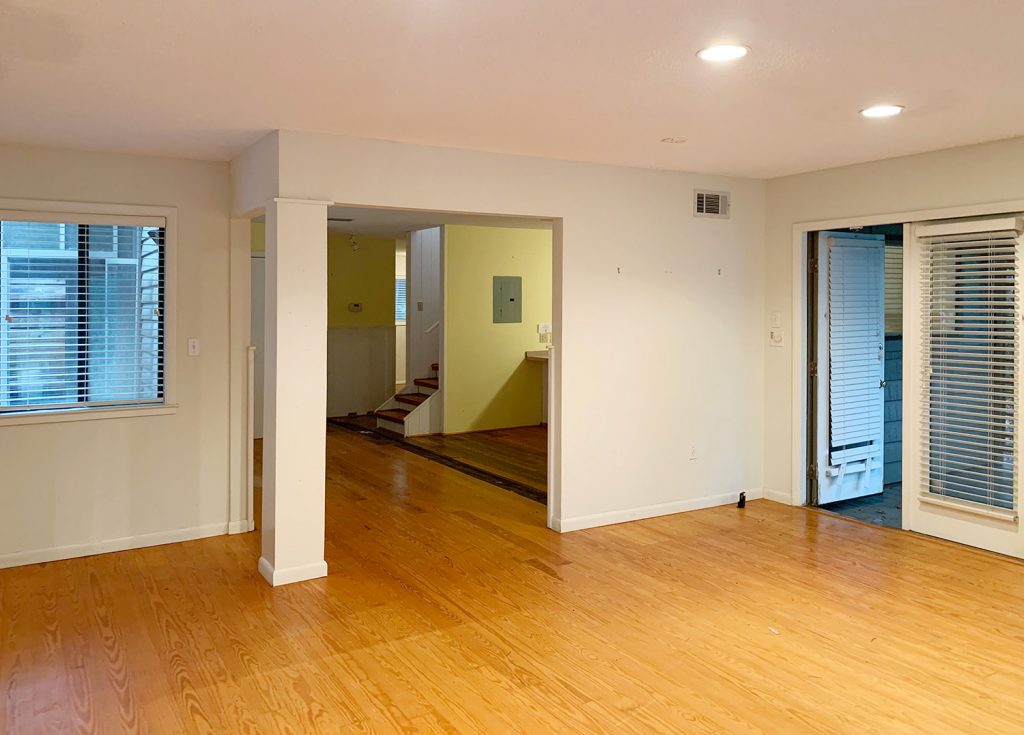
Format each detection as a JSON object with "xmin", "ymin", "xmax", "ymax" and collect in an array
[
  {"xmin": 406, "ymin": 426, "xmax": 547, "ymax": 496},
  {"xmin": 4, "ymin": 426, "xmax": 1024, "ymax": 733}
]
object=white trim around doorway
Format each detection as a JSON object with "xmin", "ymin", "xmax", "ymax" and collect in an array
[{"xmin": 788, "ymin": 197, "xmax": 1024, "ymax": 511}]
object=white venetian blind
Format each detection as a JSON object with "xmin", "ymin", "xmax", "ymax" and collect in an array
[
  {"xmin": 828, "ymin": 240, "xmax": 885, "ymax": 465},
  {"xmin": 0, "ymin": 217, "xmax": 165, "ymax": 413},
  {"xmin": 884, "ymin": 245, "xmax": 903, "ymax": 334},
  {"xmin": 918, "ymin": 217, "xmax": 1022, "ymax": 513}
]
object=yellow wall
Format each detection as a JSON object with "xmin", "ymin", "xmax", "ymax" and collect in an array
[
  {"xmin": 251, "ymin": 223, "xmax": 395, "ymax": 328},
  {"xmin": 251, "ymin": 220, "xmax": 265, "ymax": 252},
  {"xmin": 327, "ymin": 233, "xmax": 396, "ymax": 328},
  {"xmin": 444, "ymin": 225, "xmax": 552, "ymax": 433}
]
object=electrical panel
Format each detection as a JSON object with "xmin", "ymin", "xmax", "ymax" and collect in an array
[{"xmin": 493, "ymin": 276, "xmax": 522, "ymax": 323}]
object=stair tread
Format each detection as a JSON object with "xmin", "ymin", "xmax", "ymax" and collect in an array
[
  {"xmin": 395, "ymin": 393, "xmax": 428, "ymax": 406},
  {"xmin": 376, "ymin": 408, "xmax": 410, "ymax": 423},
  {"xmin": 414, "ymin": 377, "xmax": 439, "ymax": 389}
]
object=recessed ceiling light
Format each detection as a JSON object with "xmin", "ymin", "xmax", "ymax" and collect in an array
[
  {"xmin": 860, "ymin": 104, "xmax": 904, "ymax": 119},
  {"xmin": 661, "ymin": 137, "xmax": 687, "ymax": 144},
  {"xmin": 697, "ymin": 44, "xmax": 749, "ymax": 62}
]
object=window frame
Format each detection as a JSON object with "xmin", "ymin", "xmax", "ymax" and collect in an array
[{"xmin": 0, "ymin": 198, "xmax": 177, "ymax": 426}]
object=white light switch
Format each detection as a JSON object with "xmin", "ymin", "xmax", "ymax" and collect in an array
[
  {"xmin": 537, "ymin": 322, "xmax": 552, "ymax": 334},
  {"xmin": 188, "ymin": 337, "xmax": 201, "ymax": 356},
  {"xmin": 770, "ymin": 311, "xmax": 782, "ymax": 328}
]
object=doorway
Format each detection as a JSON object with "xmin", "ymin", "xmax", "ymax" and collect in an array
[
  {"xmin": 801, "ymin": 212, "xmax": 1024, "ymax": 560},
  {"xmin": 250, "ymin": 205, "xmax": 556, "ymax": 518},
  {"xmin": 808, "ymin": 225, "xmax": 904, "ymax": 529}
]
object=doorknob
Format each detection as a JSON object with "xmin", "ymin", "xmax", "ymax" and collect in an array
[{"xmin": 879, "ymin": 380, "xmax": 887, "ymax": 388}]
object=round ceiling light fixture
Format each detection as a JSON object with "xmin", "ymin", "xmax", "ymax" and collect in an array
[
  {"xmin": 661, "ymin": 137, "xmax": 688, "ymax": 144},
  {"xmin": 697, "ymin": 44, "xmax": 749, "ymax": 62},
  {"xmin": 860, "ymin": 104, "xmax": 904, "ymax": 119}
]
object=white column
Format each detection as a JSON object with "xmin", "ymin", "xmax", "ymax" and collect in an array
[{"xmin": 259, "ymin": 198, "xmax": 330, "ymax": 586}]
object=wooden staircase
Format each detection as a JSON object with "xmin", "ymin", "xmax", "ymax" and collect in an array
[{"xmin": 375, "ymin": 363, "xmax": 440, "ymax": 436}]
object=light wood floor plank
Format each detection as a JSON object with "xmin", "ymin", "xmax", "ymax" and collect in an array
[{"xmin": 3, "ymin": 425, "xmax": 1024, "ymax": 733}]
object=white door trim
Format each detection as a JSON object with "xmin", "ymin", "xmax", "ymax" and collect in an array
[{"xmin": 789, "ymin": 197, "xmax": 1024, "ymax": 509}]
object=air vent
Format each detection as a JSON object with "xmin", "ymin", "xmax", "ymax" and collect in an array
[{"xmin": 694, "ymin": 189, "xmax": 731, "ymax": 219}]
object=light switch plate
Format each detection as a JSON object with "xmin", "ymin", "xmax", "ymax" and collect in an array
[
  {"xmin": 188, "ymin": 337, "xmax": 201, "ymax": 356},
  {"xmin": 769, "ymin": 328, "xmax": 785, "ymax": 347}
]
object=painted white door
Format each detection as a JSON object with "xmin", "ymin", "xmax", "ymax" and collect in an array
[
  {"xmin": 817, "ymin": 231, "xmax": 886, "ymax": 504},
  {"xmin": 904, "ymin": 217, "xmax": 1024, "ymax": 558},
  {"xmin": 407, "ymin": 227, "xmax": 441, "ymax": 381},
  {"xmin": 250, "ymin": 254, "xmax": 265, "ymax": 439}
]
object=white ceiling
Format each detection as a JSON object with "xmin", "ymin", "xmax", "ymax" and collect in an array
[{"xmin": 2, "ymin": 1, "xmax": 1023, "ymax": 178}]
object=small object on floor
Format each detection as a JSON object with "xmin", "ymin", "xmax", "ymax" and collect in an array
[{"xmin": 737, "ymin": 492, "xmax": 746, "ymax": 508}]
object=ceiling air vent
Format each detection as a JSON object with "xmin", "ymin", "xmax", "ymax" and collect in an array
[{"xmin": 694, "ymin": 189, "xmax": 731, "ymax": 219}]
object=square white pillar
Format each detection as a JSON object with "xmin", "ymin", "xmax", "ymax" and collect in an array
[{"xmin": 259, "ymin": 198, "xmax": 330, "ymax": 586}]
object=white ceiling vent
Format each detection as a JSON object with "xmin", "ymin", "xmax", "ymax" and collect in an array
[{"xmin": 694, "ymin": 189, "xmax": 731, "ymax": 219}]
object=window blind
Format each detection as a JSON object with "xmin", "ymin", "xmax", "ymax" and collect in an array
[
  {"xmin": 828, "ymin": 240, "xmax": 885, "ymax": 467},
  {"xmin": 0, "ymin": 219, "xmax": 165, "ymax": 413},
  {"xmin": 395, "ymin": 276, "xmax": 407, "ymax": 322},
  {"xmin": 884, "ymin": 245, "xmax": 903, "ymax": 335},
  {"xmin": 918, "ymin": 218, "xmax": 1021, "ymax": 513}
]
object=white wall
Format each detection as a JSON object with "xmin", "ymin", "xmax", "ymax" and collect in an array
[
  {"xmin": 251, "ymin": 254, "xmax": 266, "ymax": 438},
  {"xmin": 407, "ymin": 228, "xmax": 442, "ymax": 383},
  {"xmin": 764, "ymin": 136, "xmax": 1024, "ymax": 503},
  {"xmin": 0, "ymin": 144, "xmax": 240, "ymax": 566},
  {"xmin": 326, "ymin": 327, "xmax": 396, "ymax": 416},
  {"xmin": 234, "ymin": 130, "xmax": 767, "ymax": 531}
]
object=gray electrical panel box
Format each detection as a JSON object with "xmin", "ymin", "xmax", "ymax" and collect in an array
[{"xmin": 493, "ymin": 276, "xmax": 522, "ymax": 323}]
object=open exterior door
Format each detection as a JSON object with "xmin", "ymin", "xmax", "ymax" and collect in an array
[{"xmin": 816, "ymin": 231, "xmax": 886, "ymax": 504}]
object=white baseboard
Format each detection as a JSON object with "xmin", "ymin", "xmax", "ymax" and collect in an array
[
  {"xmin": 258, "ymin": 557, "xmax": 328, "ymax": 587},
  {"xmin": 228, "ymin": 519, "xmax": 256, "ymax": 534},
  {"xmin": 762, "ymin": 488, "xmax": 793, "ymax": 505},
  {"xmin": 0, "ymin": 521, "xmax": 236, "ymax": 570},
  {"xmin": 552, "ymin": 489, "xmax": 764, "ymax": 533}
]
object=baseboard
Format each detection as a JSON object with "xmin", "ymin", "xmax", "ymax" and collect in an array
[
  {"xmin": 0, "ymin": 521, "xmax": 235, "ymax": 570},
  {"xmin": 228, "ymin": 519, "xmax": 256, "ymax": 534},
  {"xmin": 552, "ymin": 489, "xmax": 764, "ymax": 533},
  {"xmin": 762, "ymin": 488, "xmax": 793, "ymax": 505},
  {"xmin": 258, "ymin": 557, "xmax": 328, "ymax": 587}
]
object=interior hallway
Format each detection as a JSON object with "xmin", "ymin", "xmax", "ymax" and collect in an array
[{"xmin": 3, "ymin": 427, "xmax": 1024, "ymax": 733}]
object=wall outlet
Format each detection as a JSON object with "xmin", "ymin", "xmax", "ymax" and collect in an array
[{"xmin": 539, "ymin": 333, "xmax": 550, "ymax": 344}]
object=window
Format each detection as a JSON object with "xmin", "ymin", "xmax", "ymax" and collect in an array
[
  {"xmin": 919, "ymin": 219, "xmax": 1019, "ymax": 513},
  {"xmin": 395, "ymin": 276, "xmax": 407, "ymax": 323},
  {"xmin": 0, "ymin": 218, "xmax": 165, "ymax": 414}
]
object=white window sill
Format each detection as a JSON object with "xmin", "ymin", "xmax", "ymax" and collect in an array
[{"xmin": 0, "ymin": 404, "xmax": 178, "ymax": 428}]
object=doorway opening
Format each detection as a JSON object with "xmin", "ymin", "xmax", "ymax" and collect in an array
[
  {"xmin": 250, "ymin": 205, "xmax": 555, "ymax": 516},
  {"xmin": 808, "ymin": 224, "xmax": 904, "ymax": 529}
]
